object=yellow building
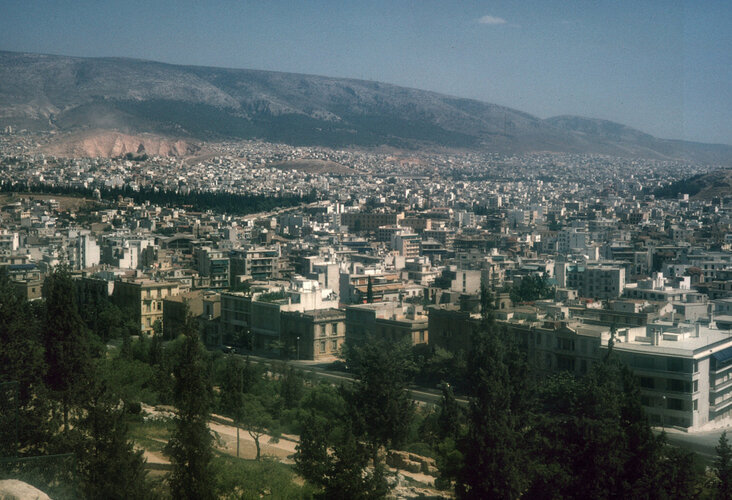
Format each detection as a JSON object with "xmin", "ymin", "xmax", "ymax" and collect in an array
[{"xmin": 113, "ymin": 278, "xmax": 180, "ymax": 335}]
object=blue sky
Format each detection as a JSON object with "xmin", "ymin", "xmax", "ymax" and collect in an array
[{"xmin": 2, "ymin": 1, "xmax": 731, "ymax": 144}]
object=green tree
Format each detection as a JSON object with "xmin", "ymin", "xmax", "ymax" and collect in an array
[
  {"xmin": 240, "ymin": 393, "xmax": 276, "ymax": 461},
  {"xmin": 437, "ymin": 382, "xmax": 462, "ymax": 442},
  {"xmin": 165, "ymin": 319, "xmax": 215, "ymax": 500},
  {"xmin": 76, "ymin": 391, "xmax": 150, "ymax": 500},
  {"xmin": 219, "ymin": 355, "xmax": 245, "ymax": 458},
  {"xmin": 525, "ymin": 355, "xmax": 678, "ymax": 499},
  {"xmin": 0, "ymin": 268, "xmax": 51, "ymax": 456},
  {"xmin": 716, "ymin": 431, "xmax": 732, "ymax": 500},
  {"xmin": 280, "ymin": 364, "xmax": 305, "ymax": 410},
  {"xmin": 296, "ymin": 413, "xmax": 388, "ymax": 500},
  {"xmin": 366, "ymin": 276, "xmax": 374, "ymax": 304},
  {"xmin": 42, "ymin": 266, "xmax": 100, "ymax": 432},
  {"xmin": 456, "ymin": 287, "xmax": 531, "ymax": 499},
  {"xmin": 345, "ymin": 337, "xmax": 415, "ymax": 473}
]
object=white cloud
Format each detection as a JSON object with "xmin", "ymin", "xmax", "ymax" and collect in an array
[{"xmin": 478, "ymin": 15, "xmax": 507, "ymax": 25}]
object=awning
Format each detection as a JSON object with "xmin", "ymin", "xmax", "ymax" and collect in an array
[{"xmin": 713, "ymin": 347, "xmax": 732, "ymax": 364}]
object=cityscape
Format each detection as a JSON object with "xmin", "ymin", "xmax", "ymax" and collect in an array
[{"xmin": 2, "ymin": 2, "xmax": 732, "ymax": 499}]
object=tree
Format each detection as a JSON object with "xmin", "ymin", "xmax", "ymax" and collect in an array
[
  {"xmin": 240, "ymin": 393, "xmax": 275, "ymax": 461},
  {"xmin": 366, "ymin": 277, "xmax": 374, "ymax": 304},
  {"xmin": 219, "ymin": 356, "xmax": 245, "ymax": 458},
  {"xmin": 296, "ymin": 413, "xmax": 388, "ymax": 500},
  {"xmin": 280, "ymin": 364, "xmax": 305, "ymax": 410},
  {"xmin": 345, "ymin": 337, "xmax": 415, "ymax": 472},
  {"xmin": 165, "ymin": 319, "xmax": 215, "ymax": 500},
  {"xmin": 524, "ymin": 354, "xmax": 678, "ymax": 499},
  {"xmin": 42, "ymin": 266, "xmax": 100, "ymax": 431},
  {"xmin": 716, "ymin": 431, "xmax": 732, "ymax": 500},
  {"xmin": 456, "ymin": 287, "xmax": 531, "ymax": 499},
  {"xmin": 0, "ymin": 268, "xmax": 51, "ymax": 456},
  {"xmin": 437, "ymin": 382, "xmax": 462, "ymax": 442},
  {"xmin": 76, "ymin": 391, "xmax": 150, "ymax": 500}
]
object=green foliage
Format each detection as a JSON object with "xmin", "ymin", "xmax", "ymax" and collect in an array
[
  {"xmin": 296, "ymin": 414, "xmax": 388, "ymax": 500},
  {"xmin": 100, "ymin": 356, "xmax": 158, "ymax": 407},
  {"xmin": 75, "ymin": 393, "xmax": 151, "ymax": 500},
  {"xmin": 716, "ymin": 431, "xmax": 732, "ymax": 500},
  {"xmin": 0, "ymin": 269, "xmax": 51, "ymax": 456},
  {"xmin": 42, "ymin": 266, "xmax": 101, "ymax": 431},
  {"xmin": 212, "ymin": 456, "xmax": 317, "ymax": 499},
  {"xmin": 346, "ymin": 337, "xmax": 416, "ymax": 461},
  {"xmin": 165, "ymin": 323, "xmax": 215, "ymax": 500},
  {"xmin": 456, "ymin": 288, "xmax": 532, "ymax": 499},
  {"xmin": 240, "ymin": 393, "xmax": 277, "ymax": 461},
  {"xmin": 366, "ymin": 277, "xmax": 374, "ymax": 304},
  {"xmin": 509, "ymin": 273, "xmax": 554, "ymax": 303}
]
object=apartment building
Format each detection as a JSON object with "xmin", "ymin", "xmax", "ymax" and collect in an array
[{"xmin": 113, "ymin": 278, "xmax": 180, "ymax": 335}]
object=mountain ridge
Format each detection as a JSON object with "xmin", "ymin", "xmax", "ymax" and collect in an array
[{"xmin": 1, "ymin": 50, "xmax": 731, "ymax": 163}]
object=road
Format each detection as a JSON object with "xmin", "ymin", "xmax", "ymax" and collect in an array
[
  {"xmin": 231, "ymin": 352, "xmax": 468, "ymax": 407},
  {"xmin": 663, "ymin": 427, "xmax": 732, "ymax": 463}
]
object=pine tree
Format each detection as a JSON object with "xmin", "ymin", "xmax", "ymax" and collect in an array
[
  {"xmin": 716, "ymin": 431, "xmax": 732, "ymax": 500},
  {"xmin": 76, "ymin": 392, "xmax": 150, "ymax": 500},
  {"xmin": 165, "ymin": 319, "xmax": 214, "ymax": 500},
  {"xmin": 346, "ymin": 337, "xmax": 415, "ymax": 470},
  {"xmin": 456, "ymin": 287, "xmax": 530, "ymax": 499},
  {"xmin": 42, "ymin": 266, "xmax": 100, "ymax": 432},
  {"xmin": 219, "ymin": 355, "xmax": 245, "ymax": 457}
]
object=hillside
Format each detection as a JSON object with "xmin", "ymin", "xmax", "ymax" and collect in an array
[
  {"xmin": 1, "ymin": 50, "xmax": 731, "ymax": 162},
  {"xmin": 654, "ymin": 169, "xmax": 732, "ymax": 200}
]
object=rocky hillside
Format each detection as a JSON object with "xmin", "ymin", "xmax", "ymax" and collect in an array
[{"xmin": 1, "ymin": 50, "xmax": 731, "ymax": 163}]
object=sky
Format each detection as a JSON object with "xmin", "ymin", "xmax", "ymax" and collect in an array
[{"xmin": 1, "ymin": 0, "xmax": 731, "ymax": 144}]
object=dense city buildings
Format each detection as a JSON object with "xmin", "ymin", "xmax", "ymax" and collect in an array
[{"xmin": 2, "ymin": 130, "xmax": 732, "ymax": 430}]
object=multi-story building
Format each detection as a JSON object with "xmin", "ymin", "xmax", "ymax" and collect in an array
[
  {"xmin": 341, "ymin": 211, "xmax": 404, "ymax": 232},
  {"xmin": 281, "ymin": 308, "xmax": 346, "ymax": 360},
  {"xmin": 339, "ymin": 271, "xmax": 404, "ymax": 304},
  {"xmin": 606, "ymin": 323, "xmax": 732, "ymax": 430},
  {"xmin": 557, "ymin": 262, "xmax": 625, "ymax": 299},
  {"xmin": 392, "ymin": 232, "xmax": 420, "ymax": 258},
  {"xmin": 230, "ymin": 246, "xmax": 281, "ymax": 282},
  {"xmin": 194, "ymin": 246, "xmax": 230, "ymax": 289},
  {"xmin": 345, "ymin": 302, "xmax": 428, "ymax": 347},
  {"xmin": 113, "ymin": 278, "xmax": 180, "ymax": 335}
]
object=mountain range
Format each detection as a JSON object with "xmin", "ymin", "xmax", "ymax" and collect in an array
[{"xmin": 1, "ymin": 50, "xmax": 731, "ymax": 163}]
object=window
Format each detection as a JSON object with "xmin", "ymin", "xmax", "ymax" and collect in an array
[
  {"xmin": 320, "ymin": 324, "xmax": 327, "ymax": 337},
  {"xmin": 331, "ymin": 340, "xmax": 338, "ymax": 351},
  {"xmin": 332, "ymin": 323, "xmax": 338, "ymax": 335},
  {"xmin": 693, "ymin": 380, "xmax": 698, "ymax": 392},
  {"xmin": 419, "ymin": 331, "xmax": 425, "ymax": 343},
  {"xmin": 319, "ymin": 341, "xmax": 326, "ymax": 354},
  {"xmin": 640, "ymin": 377, "xmax": 654, "ymax": 389},
  {"xmin": 667, "ymin": 358, "xmax": 685, "ymax": 373},
  {"xmin": 693, "ymin": 399, "xmax": 698, "ymax": 411},
  {"xmin": 557, "ymin": 338, "xmax": 575, "ymax": 351},
  {"xmin": 667, "ymin": 398, "xmax": 684, "ymax": 411}
]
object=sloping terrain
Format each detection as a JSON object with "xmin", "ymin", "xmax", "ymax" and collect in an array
[
  {"xmin": 654, "ymin": 169, "xmax": 732, "ymax": 199},
  {"xmin": 1, "ymin": 50, "xmax": 731, "ymax": 162}
]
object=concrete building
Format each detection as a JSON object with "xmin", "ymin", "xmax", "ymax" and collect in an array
[
  {"xmin": 558, "ymin": 262, "xmax": 625, "ymax": 299},
  {"xmin": 281, "ymin": 308, "xmax": 346, "ymax": 360},
  {"xmin": 113, "ymin": 278, "xmax": 180, "ymax": 335},
  {"xmin": 606, "ymin": 323, "xmax": 732, "ymax": 430},
  {"xmin": 194, "ymin": 246, "xmax": 230, "ymax": 289},
  {"xmin": 341, "ymin": 211, "xmax": 404, "ymax": 232},
  {"xmin": 345, "ymin": 302, "xmax": 428, "ymax": 347}
]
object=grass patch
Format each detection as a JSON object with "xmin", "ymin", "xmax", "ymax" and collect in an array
[{"xmin": 212, "ymin": 456, "xmax": 318, "ymax": 499}]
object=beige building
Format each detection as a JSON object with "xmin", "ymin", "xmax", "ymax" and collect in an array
[
  {"xmin": 113, "ymin": 278, "xmax": 180, "ymax": 335},
  {"xmin": 281, "ymin": 308, "xmax": 346, "ymax": 360}
]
